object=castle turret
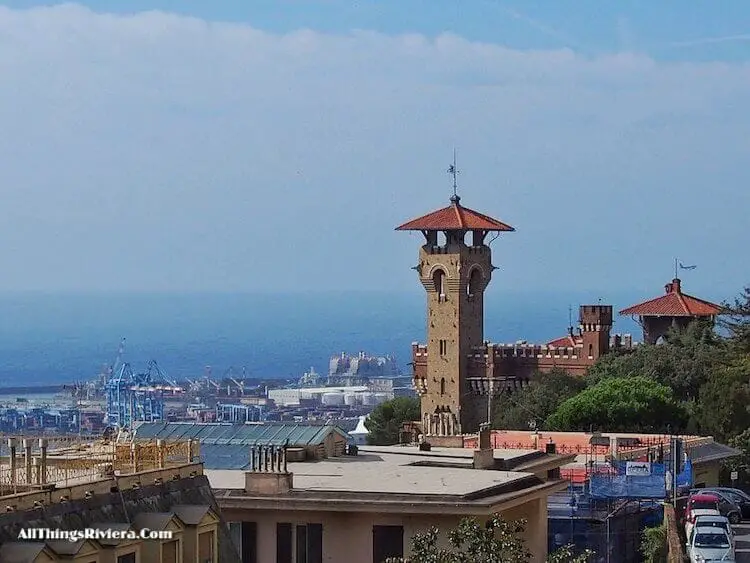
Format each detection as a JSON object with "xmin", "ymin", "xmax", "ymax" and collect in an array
[
  {"xmin": 579, "ymin": 305, "xmax": 613, "ymax": 359},
  {"xmin": 619, "ymin": 279, "xmax": 723, "ymax": 344}
]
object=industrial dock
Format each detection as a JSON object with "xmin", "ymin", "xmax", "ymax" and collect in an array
[{"xmin": 0, "ymin": 345, "xmax": 414, "ymax": 438}]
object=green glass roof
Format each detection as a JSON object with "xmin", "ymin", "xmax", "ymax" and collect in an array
[{"xmin": 133, "ymin": 422, "xmax": 349, "ymax": 447}]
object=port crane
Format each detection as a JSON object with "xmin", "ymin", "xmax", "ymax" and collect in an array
[
  {"xmin": 229, "ymin": 377, "xmax": 246, "ymax": 396},
  {"xmin": 185, "ymin": 379, "xmax": 203, "ymax": 393},
  {"xmin": 103, "ymin": 342, "xmax": 180, "ymax": 429}
]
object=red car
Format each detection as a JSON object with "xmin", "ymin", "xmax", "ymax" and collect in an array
[{"xmin": 684, "ymin": 493, "xmax": 721, "ymax": 539}]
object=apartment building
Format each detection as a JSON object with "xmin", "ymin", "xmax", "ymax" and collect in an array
[
  {"xmin": 0, "ymin": 436, "xmax": 240, "ymax": 563},
  {"xmin": 207, "ymin": 428, "xmax": 574, "ymax": 563}
]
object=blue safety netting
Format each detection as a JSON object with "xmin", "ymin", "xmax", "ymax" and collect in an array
[{"xmin": 589, "ymin": 460, "xmax": 692, "ymax": 499}]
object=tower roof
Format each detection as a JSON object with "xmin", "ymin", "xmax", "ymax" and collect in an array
[
  {"xmin": 619, "ymin": 279, "xmax": 724, "ymax": 317},
  {"xmin": 396, "ymin": 196, "xmax": 515, "ymax": 232}
]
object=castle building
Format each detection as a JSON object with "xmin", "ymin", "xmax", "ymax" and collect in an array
[
  {"xmin": 397, "ymin": 192, "xmax": 622, "ymax": 439},
  {"xmin": 619, "ymin": 278, "xmax": 723, "ymax": 344}
]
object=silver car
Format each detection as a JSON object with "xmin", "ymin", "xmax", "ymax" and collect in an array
[
  {"xmin": 687, "ymin": 526, "xmax": 735, "ymax": 562},
  {"xmin": 689, "ymin": 514, "xmax": 734, "ymax": 540}
]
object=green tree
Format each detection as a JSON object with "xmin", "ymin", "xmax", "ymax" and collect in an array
[
  {"xmin": 640, "ymin": 524, "xmax": 667, "ymax": 563},
  {"xmin": 721, "ymin": 286, "xmax": 750, "ymax": 353},
  {"xmin": 546, "ymin": 376, "xmax": 688, "ymax": 433},
  {"xmin": 493, "ymin": 368, "xmax": 585, "ymax": 431},
  {"xmin": 384, "ymin": 515, "xmax": 593, "ymax": 563},
  {"xmin": 365, "ymin": 396, "xmax": 420, "ymax": 445},
  {"xmin": 694, "ymin": 357, "xmax": 750, "ymax": 441},
  {"xmin": 725, "ymin": 429, "xmax": 750, "ymax": 489},
  {"xmin": 586, "ymin": 321, "xmax": 727, "ymax": 402}
]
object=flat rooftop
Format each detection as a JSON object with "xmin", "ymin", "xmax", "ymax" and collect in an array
[
  {"xmin": 362, "ymin": 444, "xmax": 538, "ymax": 461},
  {"xmin": 208, "ymin": 446, "xmax": 547, "ymax": 498}
]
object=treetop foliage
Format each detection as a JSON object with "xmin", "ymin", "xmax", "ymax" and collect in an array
[
  {"xmin": 385, "ymin": 515, "xmax": 593, "ymax": 563},
  {"xmin": 365, "ymin": 396, "xmax": 420, "ymax": 445},
  {"xmin": 545, "ymin": 376, "xmax": 687, "ymax": 434}
]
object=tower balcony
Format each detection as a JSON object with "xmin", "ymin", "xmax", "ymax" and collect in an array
[
  {"xmin": 421, "ymin": 243, "xmax": 490, "ymax": 256},
  {"xmin": 466, "ymin": 377, "xmax": 523, "ymax": 395}
]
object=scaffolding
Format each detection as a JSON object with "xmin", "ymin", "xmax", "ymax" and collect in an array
[{"xmin": 105, "ymin": 360, "xmax": 180, "ymax": 430}]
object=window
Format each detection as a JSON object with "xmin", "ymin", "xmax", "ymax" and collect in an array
[
  {"xmin": 588, "ymin": 344, "xmax": 593, "ymax": 358},
  {"xmin": 277, "ymin": 523, "xmax": 293, "ymax": 563},
  {"xmin": 296, "ymin": 525, "xmax": 306, "ymax": 563},
  {"xmin": 240, "ymin": 522, "xmax": 258, "ymax": 563},
  {"xmin": 467, "ymin": 268, "xmax": 481, "ymax": 298},
  {"xmin": 278, "ymin": 522, "xmax": 322, "ymax": 563},
  {"xmin": 440, "ymin": 378, "xmax": 446, "ymax": 395},
  {"xmin": 117, "ymin": 554, "xmax": 136, "ymax": 563},
  {"xmin": 199, "ymin": 530, "xmax": 215, "ymax": 563},
  {"xmin": 432, "ymin": 269, "xmax": 445, "ymax": 298},
  {"xmin": 306, "ymin": 524, "xmax": 323, "ymax": 563},
  {"xmin": 439, "ymin": 340, "xmax": 447, "ymax": 356},
  {"xmin": 161, "ymin": 540, "xmax": 179, "ymax": 563},
  {"xmin": 373, "ymin": 525, "xmax": 404, "ymax": 563}
]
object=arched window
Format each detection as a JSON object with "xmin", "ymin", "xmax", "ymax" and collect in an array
[
  {"xmin": 432, "ymin": 269, "xmax": 445, "ymax": 297},
  {"xmin": 440, "ymin": 378, "xmax": 446, "ymax": 395},
  {"xmin": 467, "ymin": 268, "xmax": 482, "ymax": 298}
]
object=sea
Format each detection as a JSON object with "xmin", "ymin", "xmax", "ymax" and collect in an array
[{"xmin": 0, "ymin": 290, "xmax": 645, "ymax": 388}]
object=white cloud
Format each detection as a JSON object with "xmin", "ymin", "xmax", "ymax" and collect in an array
[{"xmin": 0, "ymin": 3, "xmax": 748, "ymax": 294}]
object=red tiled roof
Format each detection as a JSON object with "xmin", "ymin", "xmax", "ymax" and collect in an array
[
  {"xmin": 547, "ymin": 334, "xmax": 581, "ymax": 347},
  {"xmin": 396, "ymin": 196, "xmax": 515, "ymax": 232},
  {"xmin": 619, "ymin": 279, "xmax": 723, "ymax": 317}
]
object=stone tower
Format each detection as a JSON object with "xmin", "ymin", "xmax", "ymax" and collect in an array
[
  {"xmin": 396, "ymin": 193, "xmax": 514, "ymax": 435},
  {"xmin": 579, "ymin": 305, "xmax": 613, "ymax": 360}
]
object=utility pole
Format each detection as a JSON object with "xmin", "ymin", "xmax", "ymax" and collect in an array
[
  {"xmin": 670, "ymin": 436, "xmax": 681, "ymax": 506},
  {"xmin": 486, "ymin": 377, "xmax": 494, "ymax": 426}
]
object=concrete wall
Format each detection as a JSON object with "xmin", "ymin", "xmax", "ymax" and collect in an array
[{"xmin": 224, "ymin": 496, "xmax": 548, "ymax": 563}]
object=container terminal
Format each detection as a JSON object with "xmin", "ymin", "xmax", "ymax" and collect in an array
[{"xmin": 0, "ymin": 341, "xmax": 415, "ymax": 438}]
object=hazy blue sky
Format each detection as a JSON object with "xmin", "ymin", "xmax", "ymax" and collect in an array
[{"xmin": 1, "ymin": 1, "xmax": 748, "ymax": 298}]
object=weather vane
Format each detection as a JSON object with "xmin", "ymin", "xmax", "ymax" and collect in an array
[{"xmin": 447, "ymin": 148, "xmax": 459, "ymax": 198}]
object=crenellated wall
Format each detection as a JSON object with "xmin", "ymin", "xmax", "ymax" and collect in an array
[{"xmin": 412, "ymin": 340, "xmax": 592, "ymax": 396}]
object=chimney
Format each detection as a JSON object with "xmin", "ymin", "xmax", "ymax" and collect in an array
[
  {"xmin": 245, "ymin": 445, "xmax": 293, "ymax": 495},
  {"xmin": 545, "ymin": 437, "xmax": 557, "ymax": 454},
  {"xmin": 665, "ymin": 279, "xmax": 681, "ymax": 294},
  {"xmin": 473, "ymin": 424, "xmax": 495, "ymax": 469}
]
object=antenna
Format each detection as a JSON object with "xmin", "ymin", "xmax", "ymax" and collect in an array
[
  {"xmin": 447, "ymin": 149, "xmax": 459, "ymax": 199},
  {"xmin": 568, "ymin": 305, "xmax": 573, "ymax": 329},
  {"xmin": 674, "ymin": 258, "xmax": 678, "ymax": 280}
]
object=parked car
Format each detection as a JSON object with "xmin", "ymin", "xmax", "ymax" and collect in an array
[
  {"xmin": 687, "ymin": 514, "xmax": 733, "ymax": 544},
  {"xmin": 700, "ymin": 491, "xmax": 743, "ymax": 524},
  {"xmin": 685, "ymin": 493, "xmax": 722, "ymax": 540},
  {"xmin": 686, "ymin": 526, "xmax": 735, "ymax": 562},
  {"xmin": 701, "ymin": 487, "xmax": 750, "ymax": 520}
]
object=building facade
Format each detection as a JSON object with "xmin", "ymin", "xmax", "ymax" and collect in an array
[
  {"xmin": 211, "ymin": 436, "xmax": 573, "ymax": 563},
  {"xmin": 0, "ymin": 437, "xmax": 238, "ymax": 563}
]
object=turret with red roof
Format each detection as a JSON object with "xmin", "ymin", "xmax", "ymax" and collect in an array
[{"xmin": 619, "ymin": 278, "xmax": 723, "ymax": 344}]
